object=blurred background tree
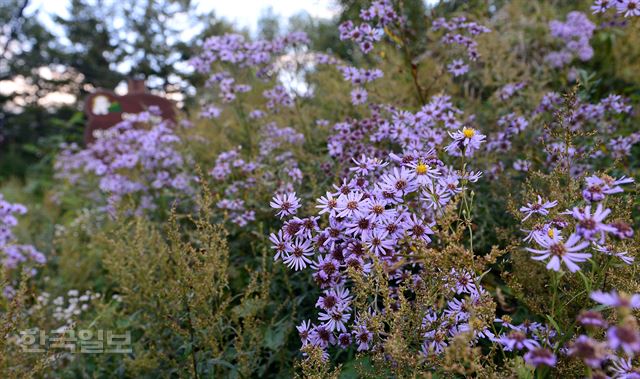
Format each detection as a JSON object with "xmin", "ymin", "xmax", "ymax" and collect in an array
[{"xmin": 0, "ymin": 0, "xmax": 230, "ymax": 181}]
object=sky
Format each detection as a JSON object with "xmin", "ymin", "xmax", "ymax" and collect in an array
[{"xmin": 26, "ymin": 0, "xmax": 341, "ymax": 37}]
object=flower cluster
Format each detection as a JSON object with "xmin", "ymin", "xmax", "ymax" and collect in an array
[
  {"xmin": 270, "ymin": 141, "xmax": 487, "ymax": 356},
  {"xmin": 521, "ymin": 175, "xmax": 634, "ymax": 272},
  {"xmin": 0, "ymin": 194, "xmax": 45, "ymax": 274},
  {"xmin": 562, "ymin": 290, "xmax": 640, "ymax": 376},
  {"xmin": 545, "ymin": 12, "xmax": 595, "ymax": 68},
  {"xmin": 211, "ymin": 123, "xmax": 305, "ymax": 227},
  {"xmin": 338, "ymin": 0, "xmax": 398, "ymax": 53},
  {"xmin": 55, "ymin": 109, "xmax": 194, "ymax": 215},
  {"xmin": 431, "ymin": 16, "xmax": 491, "ymax": 76},
  {"xmin": 338, "ymin": 66, "xmax": 383, "ymax": 105},
  {"xmin": 497, "ymin": 81, "xmax": 527, "ymax": 102}
]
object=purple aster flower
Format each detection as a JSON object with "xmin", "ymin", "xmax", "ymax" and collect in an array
[
  {"xmin": 526, "ymin": 231, "xmax": 591, "ymax": 272},
  {"xmin": 577, "ymin": 310, "xmax": 608, "ymax": 328},
  {"xmin": 269, "ymin": 230, "xmax": 290, "ymax": 261},
  {"xmin": 448, "ymin": 268, "xmax": 478, "ymax": 295},
  {"xmin": 447, "ymin": 59, "xmax": 469, "ymax": 76},
  {"xmin": 379, "ymin": 167, "xmax": 418, "ymax": 197},
  {"xmin": 422, "ymin": 329, "xmax": 448, "ymax": 355},
  {"xmin": 316, "ymin": 287, "xmax": 351, "ymax": 312},
  {"xmin": 352, "ymin": 324, "xmax": 373, "ymax": 351},
  {"xmin": 363, "ymin": 197, "xmax": 396, "ymax": 223},
  {"xmin": 610, "ymin": 221, "xmax": 634, "ymax": 239},
  {"xmin": 318, "ymin": 307, "xmax": 351, "ymax": 332},
  {"xmin": 610, "ymin": 356, "xmax": 640, "ymax": 378},
  {"xmin": 422, "ymin": 181, "xmax": 452, "ymax": 210},
  {"xmin": 336, "ymin": 191, "xmax": 366, "ymax": 218},
  {"xmin": 445, "ymin": 127, "xmax": 486, "ymax": 157},
  {"xmin": 519, "ymin": 195, "xmax": 558, "ymax": 221},
  {"xmin": 497, "ymin": 330, "xmax": 540, "ymax": 351},
  {"xmin": 309, "ymin": 325, "xmax": 335, "ymax": 348},
  {"xmin": 337, "ymin": 332, "xmax": 352, "ymax": 349},
  {"xmin": 297, "ymin": 320, "xmax": 313, "ymax": 345},
  {"xmin": 524, "ymin": 347, "xmax": 557, "ymax": 368},
  {"xmin": 608, "ymin": 324, "xmax": 640, "ymax": 356},
  {"xmin": 270, "ymin": 192, "xmax": 301, "ymax": 219},
  {"xmin": 571, "ymin": 204, "xmax": 616, "ymax": 242},
  {"xmin": 406, "ymin": 160, "xmax": 440, "ymax": 186},
  {"xmin": 617, "ymin": 0, "xmax": 640, "ymax": 17},
  {"xmin": 350, "ymin": 88, "xmax": 368, "ymax": 105},
  {"xmin": 592, "ymin": 0, "xmax": 613, "ymax": 14},
  {"xmin": 316, "ymin": 192, "xmax": 339, "ymax": 216},
  {"xmin": 345, "ymin": 214, "xmax": 373, "ymax": 238},
  {"xmin": 566, "ymin": 335, "xmax": 609, "ymax": 368},
  {"xmin": 594, "ymin": 244, "xmax": 634, "ymax": 265},
  {"xmin": 283, "ymin": 237, "xmax": 314, "ymax": 271},
  {"xmin": 405, "ymin": 214, "xmax": 434, "ymax": 243},
  {"xmin": 349, "ymin": 155, "xmax": 387, "ymax": 176},
  {"xmin": 590, "ymin": 290, "xmax": 640, "ymax": 309},
  {"xmin": 583, "ymin": 175, "xmax": 634, "ymax": 202},
  {"xmin": 363, "ymin": 228, "xmax": 394, "ymax": 256}
]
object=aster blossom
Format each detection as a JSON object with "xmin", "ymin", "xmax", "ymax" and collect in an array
[
  {"xmin": 519, "ymin": 196, "xmax": 558, "ymax": 221},
  {"xmin": 270, "ymin": 192, "xmax": 302, "ymax": 219},
  {"xmin": 526, "ymin": 231, "xmax": 591, "ymax": 272}
]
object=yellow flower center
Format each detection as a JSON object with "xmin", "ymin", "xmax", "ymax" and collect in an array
[
  {"xmin": 415, "ymin": 162, "xmax": 428, "ymax": 175},
  {"xmin": 547, "ymin": 229, "xmax": 554, "ymax": 238},
  {"xmin": 463, "ymin": 127, "xmax": 476, "ymax": 138}
]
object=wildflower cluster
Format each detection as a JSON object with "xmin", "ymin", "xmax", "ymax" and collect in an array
[
  {"xmin": 270, "ymin": 136, "xmax": 487, "ymax": 357},
  {"xmin": 521, "ymin": 175, "xmax": 634, "ymax": 272},
  {"xmin": 431, "ymin": 16, "xmax": 491, "ymax": 76},
  {"xmin": 54, "ymin": 109, "xmax": 194, "ymax": 215},
  {"xmin": 212, "ymin": 123, "xmax": 305, "ymax": 226},
  {"xmin": 0, "ymin": 194, "xmax": 44, "ymax": 274},
  {"xmin": 338, "ymin": 0, "xmax": 398, "ymax": 54},
  {"xmin": 545, "ymin": 12, "xmax": 595, "ymax": 68}
]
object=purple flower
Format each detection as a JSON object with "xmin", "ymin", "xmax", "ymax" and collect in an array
[
  {"xmin": 583, "ymin": 175, "xmax": 634, "ymax": 202},
  {"xmin": 519, "ymin": 196, "xmax": 558, "ymax": 221},
  {"xmin": 497, "ymin": 330, "xmax": 540, "ymax": 351},
  {"xmin": 590, "ymin": 290, "xmax": 640, "ymax": 309},
  {"xmin": 316, "ymin": 192, "xmax": 339, "ymax": 217},
  {"xmin": 405, "ymin": 214, "xmax": 434, "ymax": 243},
  {"xmin": 617, "ymin": 0, "xmax": 640, "ymax": 17},
  {"xmin": 592, "ymin": 0, "xmax": 613, "ymax": 14},
  {"xmin": 567, "ymin": 335, "xmax": 609, "ymax": 368},
  {"xmin": 309, "ymin": 325, "xmax": 335, "ymax": 348},
  {"xmin": 595, "ymin": 244, "xmax": 634, "ymax": 265},
  {"xmin": 318, "ymin": 307, "xmax": 351, "ymax": 332},
  {"xmin": 608, "ymin": 325, "xmax": 640, "ymax": 356},
  {"xmin": 445, "ymin": 127, "xmax": 486, "ymax": 157},
  {"xmin": 363, "ymin": 228, "xmax": 394, "ymax": 256},
  {"xmin": 269, "ymin": 230, "xmax": 290, "ymax": 261},
  {"xmin": 577, "ymin": 310, "xmax": 608, "ymax": 328},
  {"xmin": 297, "ymin": 320, "xmax": 313, "ymax": 345},
  {"xmin": 610, "ymin": 356, "xmax": 640, "ymax": 378},
  {"xmin": 337, "ymin": 332, "xmax": 352, "ymax": 349},
  {"xmin": 447, "ymin": 59, "xmax": 469, "ymax": 76},
  {"xmin": 336, "ymin": 191, "xmax": 366, "ymax": 218},
  {"xmin": 350, "ymin": 88, "xmax": 368, "ymax": 105},
  {"xmin": 283, "ymin": 237, "xmax": 313, "ymax": 271},
  {"xmin": 610, "ymin": 221, "xmax": 634, "ymax": 239},
  {"xmin": 524, "ymin": 347, "xmax": 557, "ymax": 368},
  {"xmin": 270, "ymin": 192, "xmax": 301, "ymax": 219},
  {"xmin": 379, "ymin": 167, "xmax": 418, "ymax": 197},
  {"xmin": 571, "ymin": 204, "xmax": 616, "ymax": 242},
  {"xmin": 352, "ymin": 324, "xmax": 373, "ymax": 351},
  {"xmin": 527, "ymin": 231, "xmax": 591, "ymax": 272}
]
